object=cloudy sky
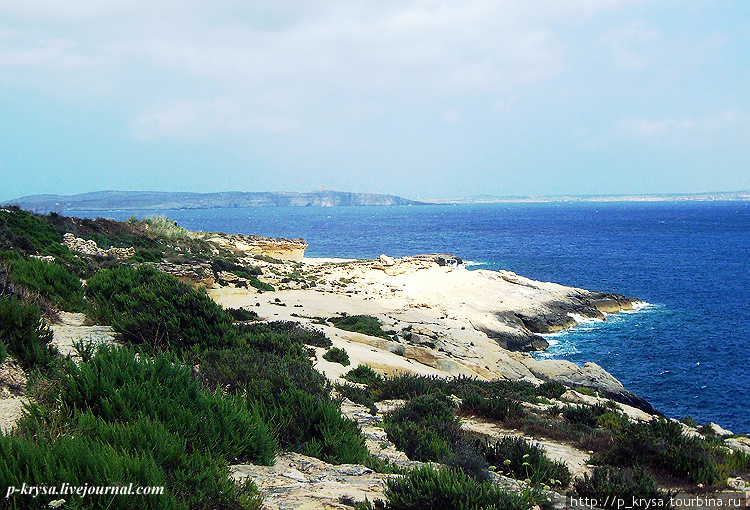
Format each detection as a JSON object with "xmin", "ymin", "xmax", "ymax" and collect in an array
[{"xmin": 1, "ymin": 1, "xmax": 748, "ymax": 201}]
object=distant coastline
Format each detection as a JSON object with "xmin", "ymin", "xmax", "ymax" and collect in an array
[
  {"xmin": 420, "ymin": 190, "xmax": 750, "ymax": 204},
  {"xmin": 3, "ymin": 190, "xmax": 425, "ymax": 213},
  {"xmin": 5, "ymin": 189, "xmax": 750, "ymax": 213}
]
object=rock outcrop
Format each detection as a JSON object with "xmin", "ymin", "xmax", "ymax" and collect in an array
[
  {"xmin": 63, "ymin": 233, "xmax": 135, "ymax": 259},
  {"xmin": 205, "ymin": 233, "xmax": 307, "ymax": 260}
]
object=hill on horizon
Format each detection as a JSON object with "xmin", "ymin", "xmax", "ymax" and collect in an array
[{"xmin": 4, "ymin": 190, "xmax": 425, "ymax": 212}]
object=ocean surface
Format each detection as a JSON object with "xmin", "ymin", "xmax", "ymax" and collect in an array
[{"xmin": 69, "ymin": 202, "xmax": 750, "ymax": 433}]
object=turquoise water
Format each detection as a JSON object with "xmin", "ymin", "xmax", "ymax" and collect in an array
[{"xmin": 70, "ymin": 201, "xmax": 750, "ymax": 432}]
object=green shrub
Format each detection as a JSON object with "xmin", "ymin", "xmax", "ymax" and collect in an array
[
  {"xmin": 196, "ymin": 337, "xmax": 369, "ymax": 466},
  {"xmin": 85, "ymin": 264, "xmax": 236, "ymax": 353},
  {"xmin": 561, "ymin": 404, "xmax": 610, "ymax": 429},
  {"xmin": 129, "ymin": 249, "xmax": 163, "ymax": 263},
  {"xmin": 383, "ymin": 393, "xmax": 461, "ymax": 462},
  {"xmin": 602, "ymin": 419, "xmax": 720, "ymax": 485},
  {"xmin": 58, "ymin": 345, "xmax": 276, "ymax": 465},
  {"xmin": 574, "ymin": 467, "xmax": 672, "ymax": 509},
  {"xmin": 6, "ymin": 345, "xmax": 269, "ymax": 509},
  {"xmin": 254, "ymin": 387, "xmax": 369, "ymax": 465},
  {"xmin": 344, "ymin": 364, "xmax": 384, "ymax": 387},
  {"xmin": 211, "ymin": 258, "xmax": 263, "ymax": 279},
  {"xmin": 0, "ymin": 208, "xmax": 68, "ymax": 257},
  {"xmin": 144, "ymin": 216, "xmax": 189, "ymax": 239},
  {"xmin": 323, "ymin": 346, "xmax": 350, "ymax": 366},
  {"xmin": 255, "ymin": 320, "xmax": 331, "ymax": 347},
  {"xmin": 4, "ymin": 256, "xmax": 85, "ymax": 311},
  {"xmin": 597, "ymin": 412, "xmax": 626, "ymax": 431},
  {"xmin": 536, "ymin": 381, "xmax": 567, "ymax": 399},
  {"xmin": 330, "ymin": 315, "xmax": 395, "ymax": 340},
  {"xmin": 680, "ymin": 416, "xmax": 698, "ymax": 428},
  {"xmin": 248, "ymin": 277, "xmax": 275, "ymax": 292},
  {"xmin": 460, "ymin": 389, "xmax": 526, "ymax": 422},
  {"xmin": 225, "ymin": 307, "xmax": 260, "ymax": 322},
  {"xmin": 196, "ymin": 346, "xmax": 328, "ymax": 399},
  {"xmin": 0, "ymin": 296, "xmax": 58, "ymax": 372},
  {"xmin": 482, "ymin": 436, "xmax": 571, "ymax": 488},
  {"xmin": 357, "ymin": 465, "xmax": 534, "ymax": 510}
]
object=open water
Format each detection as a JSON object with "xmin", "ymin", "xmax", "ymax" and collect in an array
[{"xmin": 70, "ymin": 201, "xmax": 750, "ymax": 432}]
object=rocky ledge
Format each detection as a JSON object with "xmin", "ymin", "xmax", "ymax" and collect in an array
[{"xmin": 211, "ymin": 254, "xmax": 653, "ymax": 413}]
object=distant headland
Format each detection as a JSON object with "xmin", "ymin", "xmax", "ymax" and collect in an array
[{"xmin": 4, "ymin": 190, "xmax": 425, "ymax": 212}]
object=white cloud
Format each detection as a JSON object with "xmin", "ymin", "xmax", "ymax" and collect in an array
[
  {"xmin": 619, "ymin": 109, "xmax": 746, "ymax": 138},
  {"xmin": 0, "ymin": 0, "xmax": 627, "ymax": 138},
  {"xmin": 602, "ymin": 21, "xmax": 660, "ymax": 70}
]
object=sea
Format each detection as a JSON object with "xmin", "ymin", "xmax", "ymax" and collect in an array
[{"xmin": 67, "ymin": 201, "xmax": 750, "ymax": 433}]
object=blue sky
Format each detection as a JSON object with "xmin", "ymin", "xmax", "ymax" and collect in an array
[{"xmin": 1, "ymin": 0, "xmax": 749, "ymax": 201}]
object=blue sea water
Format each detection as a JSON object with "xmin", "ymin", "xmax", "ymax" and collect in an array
[{"xmin": 71, "ymin": 201, "xmax": 750, "ymax": 432}]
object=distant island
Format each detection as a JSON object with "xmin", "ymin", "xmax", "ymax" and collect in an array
[
  {"xmin": 5, "ymin": 190, "xmax": 425, "ymax": 212},
  {"xmin": 421, "ymin": 190, "xmax": 750, "ymax": 204}
]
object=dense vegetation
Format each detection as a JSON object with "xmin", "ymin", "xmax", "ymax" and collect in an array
[
  {"xmin": 356, "ymin": 465, "xmax": 536, "ymax": 510},
  {"xmin": 86, "ymin": 264, "xmax": 237, "ymax": 354},
  {"xmin": 330, "ymin": 315, "xmax": 396, "ymax": 340}
]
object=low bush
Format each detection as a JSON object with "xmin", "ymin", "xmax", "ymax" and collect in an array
[
  {"xmin": 211, "ymin": 258, "xmax": 263, "ymax": 279},
  {"xmin": 383, "ymin": 393, "xmax": 461, "ymax": 462},
  {"xmin": 129, "ymin": 248, "xmax": 163, "ymax": 263},
  {"xmin": 330, "ymin": 315, "xmax": 395, "ymax": 340},
  {"xmin": 574, "ymin": 467, "xmax": 672, "ymax": 509},
  {"xmin": 536, "ymin": 381, "xmax": 567, "ymax": 399},
  {"xmin": 482, "ymin": 436, "xmax": 571, "ymax": 488},
  {"xmin": 560, "ymin": 404, "xmax": 611, "ymax": 429},
  {"xmin": 225, "ymin": 307, "xmax": 260, "ymax": 322},
  {"xmin": 356, "ymin": 465, "xmax": 534, "ymax": 510},
  {"xmin": 602, "ymin": 419, "xmax": 721, "ymax": 485},
  {"xmin": 58, "ymin": 345, "xmax": 276, "ymax": 465},
  {"xmin": 196, "ymin": 346, "xmax": 328, "ymax": 400},
  {"xmin": 255, "ymin": 387, "xmax": 369, "ymax": 465},
  {"xmin": 344, "ymin": 364, "xmax": 384, "ymax": 387},
  {"xmin": 6, "ymin": 344, "xmax": 271, "ymax": 510},
  {"xmin": 248, "ymin": 277, "xmax": 275, "ymax": 292},
  {"xmin": 460, "ymin": 389, "xmax": 526, "ymax": 422},
  {"xmin": 195, "ymin": 337, "xmax": 369, "ymax": 466},
  {"xmin": 2, "ymin": 255, "xmax": 85, "ymax": 311},
  {"xmin": 0, "ymin": 207, "xmax": 68, "ymax": 257},
  {"xmin": 253, "ymin": 320, "xmax": 331, "ymax": 348},
  {"xmin": 0, "ymin": 296, "xmax": 58, "ymax": 372},
  {"xmin": 323, "ymin": 346, "xmax": 350, "ymax": 366},
  {"xmin": 143, "ymin": 216, "xmax": 189, "ymax": 239},
  {"xmin": 85, "ymin": 264, "xmax": 236, "ymax": 353}
]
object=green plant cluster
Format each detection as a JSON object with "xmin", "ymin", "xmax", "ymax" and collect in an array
[
  {"xmin": 0, "ymin": 295, "xmax": 58, "ymax": 372},
  {"xmin": 1, "ymin": 344, "xmax": 269, "ymax": 509},
  {"xmin": 0, "ymin": 207, "xmax": 68, "ymax": 257},
  {"xmin": 355, "ymin": 465, "xmax": 535, "ymax": 510},
  {"xmin": 322, "ymin": 346, "xmax": 350, "ymax": 366},
  {"xmin": 482, "ymin": 436, "xmax": 571, "ymax": 488},
  {"xmin": 194, "ymin": 326, "xmax": 368, "ymax": 465},
  {"xmin": 574, "ymin": 467, "xmax": 673, "ymax": 509},
  {"xmin": 225, "ymin": 307, "xmax": 261, "ymax": 322},
  {"xmin": 85, "ymin": 264, "xmax": 237, "ymax": 353},
  {"xmin": 330, "ymin": 315, "xmax": 396, "ymax": 340},
  {"xmin": 383, "ymin": 393, "xmax": 462, "ymax": 463},
  {"xmin": 0, "ymin": 252, "xmax": 85, "ymax": 311},
  {"xmin": 600, "ymin": 419, "xmax": 747, "ymax": 486}
]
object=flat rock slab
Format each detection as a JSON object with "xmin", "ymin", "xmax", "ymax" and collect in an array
[
  {"xmin": 230, "ymin": 452, "xmax": 390, "ymax": 510},
  {"xmin": 50, "ymin": 312, "xmax": 118, "ymax": 357}
]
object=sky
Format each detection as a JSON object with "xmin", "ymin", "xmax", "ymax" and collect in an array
[{"xmin": 1, "ymin": 0, "xmax": 749, "ymax": 201}]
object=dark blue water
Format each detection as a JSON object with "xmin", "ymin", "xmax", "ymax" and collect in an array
[{"xmin": 71, "ymin": 202, "xmax": 750, "ymax": 432}]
